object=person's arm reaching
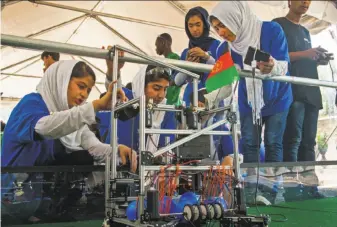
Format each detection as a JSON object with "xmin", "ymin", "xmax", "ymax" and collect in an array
[
  {"xmin": 80, "ymin": 126, "xmax": 137, "ymax": 172},
  {"xmin": 35, "ymin": 102, "xmax": 96, "ymax": 139},
  {"xmin": 35, "ymin": 82, "xmax": 121, "ymax": 139}
]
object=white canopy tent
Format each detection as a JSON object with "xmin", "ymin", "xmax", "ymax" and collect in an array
[{"xmin": 1, "ymin": 0, "xmax": 337, "ymax": 121}]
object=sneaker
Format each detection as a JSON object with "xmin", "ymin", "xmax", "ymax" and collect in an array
[{"xmin": 245, "ymin": 182, "xmax": 272, "ymax": 206}]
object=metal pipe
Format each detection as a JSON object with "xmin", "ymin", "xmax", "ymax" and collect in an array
[
  {"xmin": 138, "ymin": 95, "xmax": 146, "ymax": 219},
  {"xmin": 240, "ymin": 70, "xmax": 337, "ymax": 89},
  {"xmin": 111, "ymin": 179, "xmax": 139, "ymax": 184},
  {"xmin": 152, "ymin": 107, "xmax": 181, "ymax": 112},
  {"xmin": 199, "ymin": 106, "xmax": 231, "ymax": 117},
  {"xmin": 109, "ymin": 196, "xmax": 138, "ymax": 202},
  {"xmin": 160, "ymin": 213, "xmax": 184, "ymax": 217},
  {"xmin": 104, "ymin": 153, "xmax": 111, "ymax": 214},
  {"xmin": 153, "ymin": 119, "xmax": 227, "ymax": 158},
  {"xmin": 116, "ymin": 45, "xmax": 200, "ymax": 79},
  {"xmin": 3, "ymin": 34, "xmax": 337, "ymax": 89},
  {"xmin": 107, "ymin": 48, "xmax": 119, "ymax": 216},
  {"xmin": 94, "ymin": 16, "xmax": 147, "ymax": 55},
  {"xmin": 145, "ymin": 129, "xmax": 232, "ymax": 135},
  {"xmin": 33, "ymin": 1, "xmax": 185, "ymax": 31},
  {"xmin": 114, "ymin": 98, "xmax": 140, "ymax": 112},
  {"xmin": 1, "ymin": 54, "xmax": 40, "ymax": 71},
  {"xmin": 1, "ymin": 34, "xmax": 210, "ymax": 73},
  {"xmin": 155, "ymin": 104, "xmax": 176, "ymax": 110},
  {"xmin": 164, "ymin": 136, "xmax": 172, "ymax": 164},
  {"xmin": 145, "ymin": 165, "xmax": 231, "ymax": 171},
  {"xmin": 192, "ymin": 78, "xmax": 199, "ymax": 107},
  {"xmin": 231, "ymin": 105, "xmax": 241, "ymax": 182},
  {"xmin": 0, "ymin": 73, "xmax": 42, "ymax": 80},
  {"xmin": 1, "ymin": 34, "xmax": 108, "ymax": 59},
  {"xmin": 153, "ymin": 104, "xmax": 181, "ymax": 112},
  {"xmin": 2, "ymin": 15, "xmax": 86, "ymax": 51}
]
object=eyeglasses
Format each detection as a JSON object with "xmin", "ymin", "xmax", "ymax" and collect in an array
[{"xmin": 146, "ymin": 67, "xmax": 172, "ymax": 77}]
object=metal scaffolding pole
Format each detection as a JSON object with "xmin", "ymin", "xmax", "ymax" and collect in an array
[
  {"xmin": 1, "ymin": 34, "xmax": 210, "ymax": 73},
  {"xmin": 2, "ymin": 34, "xmax": 337, "ymax": 89}
]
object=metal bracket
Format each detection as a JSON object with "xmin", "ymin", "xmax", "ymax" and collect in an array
[
  {"xmin": 141, "ymin": 151, "xmax": 154, "ymax": 165},
  {"xmin": 226, "ymin": 111, "xmax": 237, "ymax": 124},
  {"xmin": 108, "ymin": 46, "xmax": 117, "ymax": 60}
]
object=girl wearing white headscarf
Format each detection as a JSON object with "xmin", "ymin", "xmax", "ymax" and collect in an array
[
  {"xmin": 2, "ymin": 60, "xmax": 137, "ymax": 173},
  {"xmin": 209, "ymin": 1, "xmax": 293, "ymax": 163},
  {"xmin": 105, "ymin": 65, "xmax": 176, "ymax": 154}
]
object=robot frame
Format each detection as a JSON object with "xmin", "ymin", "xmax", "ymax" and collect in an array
[{"xmin": 103, "ymin": 45, "xmax": 270, "ymax": 227}]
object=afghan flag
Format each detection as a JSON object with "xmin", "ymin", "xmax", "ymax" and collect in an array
[{"xmin": 205, "ymin": 51, "xmax": 239, "ymax": 93}]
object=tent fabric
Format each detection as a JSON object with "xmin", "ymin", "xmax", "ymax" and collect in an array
[{"xmin": 1, "ymin": 1, "xmax": 337, "ymax": 101}]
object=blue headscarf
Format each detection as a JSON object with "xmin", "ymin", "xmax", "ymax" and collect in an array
[{"xmin": 185, "ymin": 6, "xmax": 216, "ymax": 50}]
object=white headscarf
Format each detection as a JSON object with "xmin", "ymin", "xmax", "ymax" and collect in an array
[
  {"xmin": 36, "ymin": 60, "xmax": 86, "ymax": 150},
  {"xmin": 132, "ymin": 66, "xmax": 166, "ymax": 154},
  {"xmin": 210, "ymin": 1, "xmax": 265, "ymax": 124}
]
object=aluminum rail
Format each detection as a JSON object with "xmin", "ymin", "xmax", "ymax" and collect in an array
[
  {"xmin": 145, "ymin": 129, "xmax": 231, "ymax": 135},
  {"xmin": 145, "ymin": 165, "xmax": 232, "ymax": 171},
  {"xmin": 199, "ymin": 106, "xmax": 232, "ymax": 116},
  {"xmin": 114, "ymin": 98, "xmax": 140, "ymax": 112},
  {"xmin": 1, "ymin": 34, "xmax": 209, "ymax": 73},
  {"xmin": 3, "ymin": 160, "xmax": 337, "ymax": 173},
  {"xmin": 3, "ymin": 34, "xmax": 337, "ymax": 89}
]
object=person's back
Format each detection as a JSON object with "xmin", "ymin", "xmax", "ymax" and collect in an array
[{"xmin": 155, "ymin": 33, "xmax": 181, "ymax": 105}]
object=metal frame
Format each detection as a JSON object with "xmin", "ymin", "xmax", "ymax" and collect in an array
[
  {"xmin": 2, "ymin": 35, "xmax": 337, "ymax": 225},
  {"xmin": 104, "ymin": 45, "xmax": 241, "ymax": 225},
  {"xmin": 2, "ymin": 35, "xmax": 337, "ymax": 89}
]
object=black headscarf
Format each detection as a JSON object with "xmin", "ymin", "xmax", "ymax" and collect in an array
[{"xmin": 185, "ymin": 6, "xmax": 216, "ymax": 51}]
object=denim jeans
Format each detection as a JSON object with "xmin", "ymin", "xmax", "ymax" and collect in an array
[
  {"xmin": 240, "ymin": 110, "xmax": 289, "ymax": 163},
  {"xmin": 283, "ymin": 101, "xmax": 319, "ymax": 162}
]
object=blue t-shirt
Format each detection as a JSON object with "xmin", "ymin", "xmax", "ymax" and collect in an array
[
  {"xmin": 1, "ymin": 93, "xmax": 54, "ymax": 195},
  {"xmin": 181, "ymin": 39, "xmax": 221, "ymax": 107},
  {"xmin": 217, "ymin": 22, "xmax": 293, "ymax": 117},
  {"xmin": 97, "ymin": 88, "xmax": 177, "ymax": 151}
]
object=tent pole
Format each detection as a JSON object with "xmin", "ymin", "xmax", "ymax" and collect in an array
[
  {"xmin": 30, "ymin": 1, "xmax": 185, "ymax": 31},
  {"xmin": 1, "ymin": 54, "xmax": 41, "ymax": 71},
  {"xmin": 94, "ymin": 16, "xmax": 147, "ymax": 55},
  {"xmin": 2, "ymin": 34, "xmax": 337, "ymax": 89}
]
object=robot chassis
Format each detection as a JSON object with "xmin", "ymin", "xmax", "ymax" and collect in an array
[{"xmin": 103, "ymin": 46, "xmax": 270, "ymax": 227}]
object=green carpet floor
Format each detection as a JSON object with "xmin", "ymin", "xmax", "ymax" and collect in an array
[{"xmin": 7, "ymin": 198, "xmax": 337, "ymax": 227}]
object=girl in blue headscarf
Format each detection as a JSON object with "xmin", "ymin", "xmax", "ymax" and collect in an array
[{"xmin": 174, "ymin": 6, "xmax": 220, "ymax": 107}]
